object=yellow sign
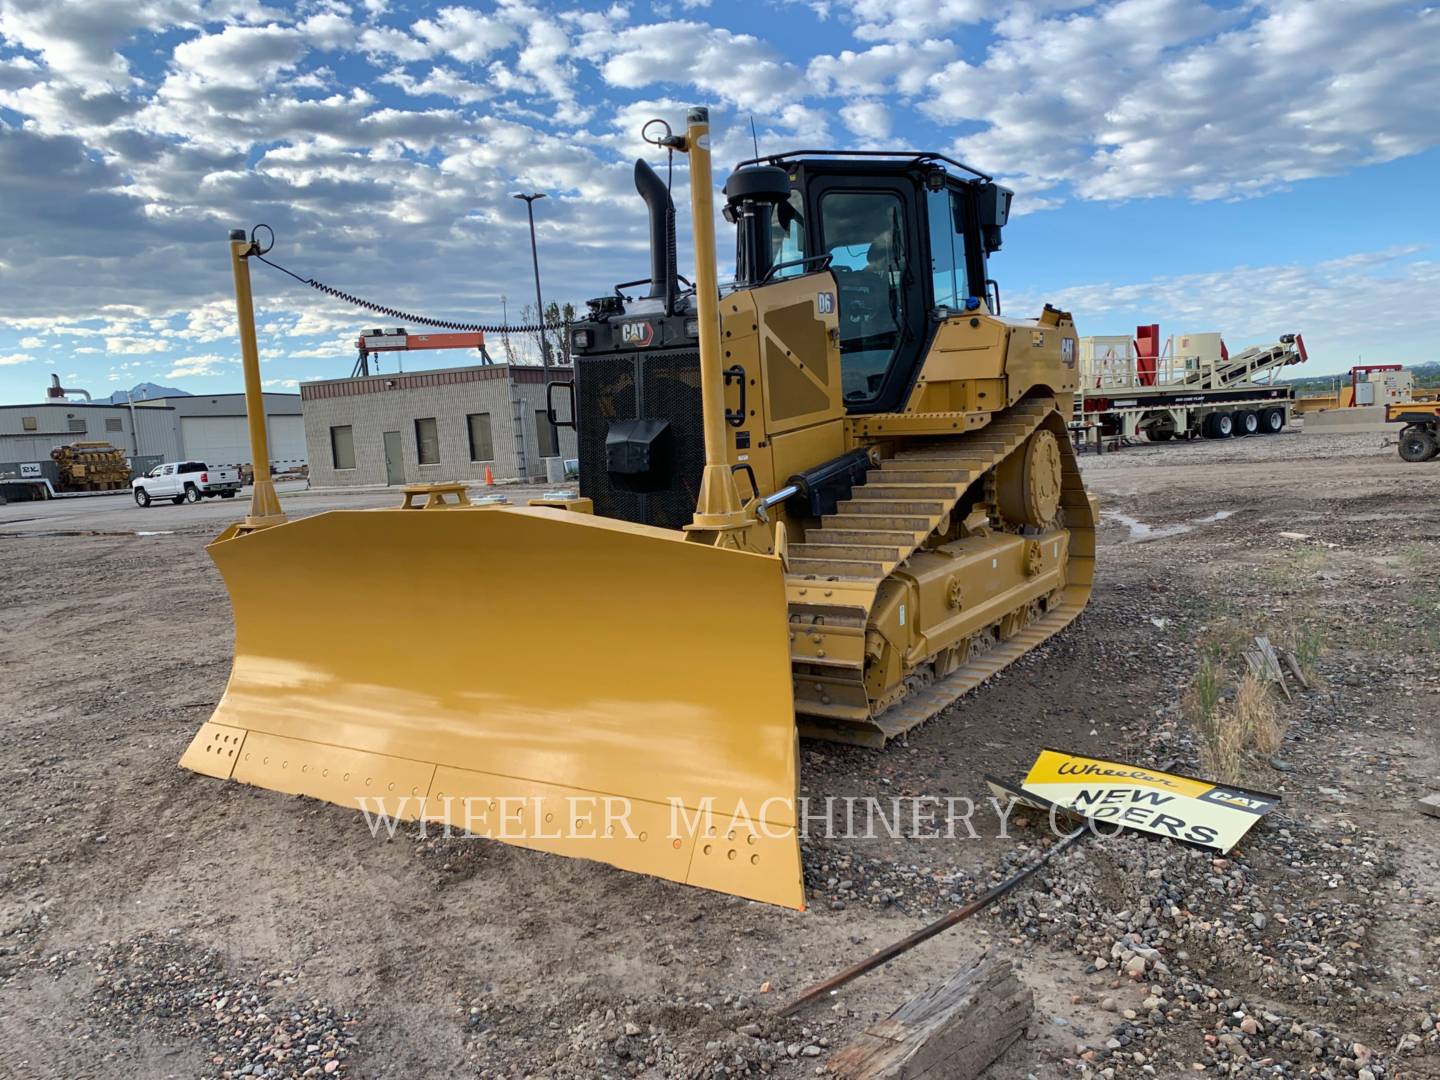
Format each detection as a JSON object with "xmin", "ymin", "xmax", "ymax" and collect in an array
[{"xmin": 1020, "ymin": 748, "xmax": 1279, "ymax": 852}]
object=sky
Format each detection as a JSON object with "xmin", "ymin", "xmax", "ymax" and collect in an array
[{"xmin": 0, "ymin": 0, "xmax": 1437, "ymax": 402}]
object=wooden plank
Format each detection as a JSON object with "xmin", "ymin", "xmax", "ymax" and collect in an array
[{"xmin": 827, "ymin": 958, "xmax": 1033, "ymax": 1080}]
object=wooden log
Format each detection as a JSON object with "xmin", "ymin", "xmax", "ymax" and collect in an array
[{"xmin": 827, "ymin": 958, "xmax": 1033, "ymax": 1080}]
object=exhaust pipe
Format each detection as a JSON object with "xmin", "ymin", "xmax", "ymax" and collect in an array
[
  {"xmin": 47, "ymin": 373, "xmax": 91, "ymax": 403},
  {"xmin": 634, "ymin": 158, "xmax": 677, "ymax": 313}
]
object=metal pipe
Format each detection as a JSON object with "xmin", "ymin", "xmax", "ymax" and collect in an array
[
  {"xmin": 761, "ymin": 484, "xmax": 798, "ymax": 509},
  {"xmin": 778, "ymin": 828, "xmax": 1088, "ymax": 1016},
  {"xmin": 683, "ymin": 106, "xmax": 750, "ymax": 533},
  {"xmin": 228, "ymin": 229, "xmax": 286, "ymax": 527},
  {"xmin": 125, "ymin": 390, "xmax": 142, "ymax": 456}
]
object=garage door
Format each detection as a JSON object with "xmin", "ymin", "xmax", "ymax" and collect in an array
[{"xmin": 180, "ymin": 415, "xmax": 308, "ymax": 470}]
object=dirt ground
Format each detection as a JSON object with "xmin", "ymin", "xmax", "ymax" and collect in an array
[{"xmin": 1, "ymin": 426, "xmax": 1437, "ymax": 1080}]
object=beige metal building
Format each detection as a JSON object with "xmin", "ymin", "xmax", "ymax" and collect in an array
[
  {"xmin": 135, "ymin": 392, "xmax": 305, "ymax": 470},
  {"xmin": 301, "ymin": 364, "xmax": 577, "ymax": 487}
]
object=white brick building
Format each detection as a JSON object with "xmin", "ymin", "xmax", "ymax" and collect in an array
[{"xmin": 301, "ymin": 364, "xmax": 577, "ymax": 487}]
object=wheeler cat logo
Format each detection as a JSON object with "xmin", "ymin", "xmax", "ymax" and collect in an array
[
  {"xmin": 816, "ymin": 291, "xmax": 835, "ymax": 315},
  {"xmin": 620, "ymin": 321, "xmax": 655, "ymax": 347}
]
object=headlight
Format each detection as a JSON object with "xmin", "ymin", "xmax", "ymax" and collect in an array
[
  {"xmin": 684, "ymin": 318, "xmax": 699, "ymax": 338},
  {"xmin": 570, "ymin": 328, "xmax": 593, "ymax": 350}
]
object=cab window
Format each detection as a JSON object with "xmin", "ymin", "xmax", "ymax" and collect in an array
[
  {"xmin": 766, "ymin": 189, "xmax": 806, "ymax": 280},
  {"xmin": 818, "ymin": 190, "xmax": 908, "ymax": 403},
  {"xmin": 927, "ymin": 187, "xmax": 968, "ymax": 310}
]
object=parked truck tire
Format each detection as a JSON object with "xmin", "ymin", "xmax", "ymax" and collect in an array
[
  {"xmin": 1399, "ymin": 426, "xmax": 1439, "ymax": 463},
  {"xmin": 184, "ymin": 484, "xmax": 202, "ymax": 504},
  {"xmin": 134, "ymin": 488, "xmax": 151, "ymax": 507}
]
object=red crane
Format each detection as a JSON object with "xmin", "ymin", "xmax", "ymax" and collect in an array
[{"xmin": 353, "ymin": 328, "xmax": 491, "ymax": 376}]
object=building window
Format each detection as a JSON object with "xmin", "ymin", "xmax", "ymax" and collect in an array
[
  {"xmin": 105, "ymin": 418, "xmax": 123, "ymax": 432},
  {"xmin": 467, "ymin": 412, "xmax": 493, "ymax": 462},
  {"xmin": 68, "ymin": 418, "xmax": 87, "ymax": 433},
  {"xmin": 415, "ymin": 417, "xmax": 440, "ymax": 465},
  {"xmin": 330, "ymin": 425, "xmax": 356, "ymax": 470},
  {"xmin": 21, "ymin": 416, "xmax": 37, "ymax": 431},
  {"xmin": 535, "ymin": 410, "xmax": 558, "ymax": 458}
]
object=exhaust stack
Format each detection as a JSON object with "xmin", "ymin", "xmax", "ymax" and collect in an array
[
  {"xmin": 633, "ymin": 158, "xmax": 677, "ymax": 312},
  {"xmin": 46, "ymin": 374, "xmax": 91, "ymax": 403}
]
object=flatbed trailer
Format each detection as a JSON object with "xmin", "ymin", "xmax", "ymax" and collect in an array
[
  {"xmin": 1075, "ymin": 327, "xmax": 1306, "ymax": 446},
  {"xmin": 0, "ymin": 477, "xmax": 135, "ymax": 501}
]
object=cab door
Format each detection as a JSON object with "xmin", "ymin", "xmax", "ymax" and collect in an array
[
  {"xmin": 803, "ymin": 175, "xmax": 926, "ymax": 413},
  {"xmin": 155, "ymin": 463, "xmax": 178, "ymax": 497}
]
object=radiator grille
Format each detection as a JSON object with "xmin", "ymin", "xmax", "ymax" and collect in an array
[{"xmin": 575, "ymin": 348, "xmax": 705, "ymax": 529}]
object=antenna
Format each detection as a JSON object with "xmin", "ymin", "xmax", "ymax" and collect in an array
[{"xmin": 749, "ymin": 115, "xmax": 760, "ymax": 159}]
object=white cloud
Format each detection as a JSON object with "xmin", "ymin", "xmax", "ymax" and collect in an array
[
  {"xmin": 0, "ymin": 351, "xmax": 34, "ymax": 365},
  {"xmin": 106, "ymin": 336, "xmax": 170, "ymax": 354},
  {"xmin": 583, "ymin": 21, "xmax": 801, "ymax": 112},
  {"xmin": 925, "ymin": 0, "xmax": 1440, "ymax": 201},
  {"xmin": 808, "ymin": 40, "xmax": 954, "ymax": 97},
  {"xmin": 18, "ymin": 335, "xmax": 42, "ymax": 347},
  {"xmin": 166, "ymin": 353, "xmax": 231, "ymax": 378},
  {"xmin": 839, "ymin": 100, "xmax": 889, "ymax": 139},
  {"xmin": 414, "ymin": 6, "xmax": 519, "ymax": 63},
  {"xmin": 170, "ymin": 23, "xmax": 308, "ymax": 85},
  {"xmin": 381, "ymin": 64, "xmax": 492, "ymax": 103},
  {"xmin": 833, "ymin": 0, "xmax": 988, "ymax": 42},
  {"xmin": 357, "ymin": 25, "xmax": 432, "ymax": 61}
]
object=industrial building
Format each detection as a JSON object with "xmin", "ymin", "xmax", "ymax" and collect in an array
[
  {"xmin": 0, "ymin": 393, "xmax": 303, "ymax": 480},
  {"xmin": 135, "ymin": 393, "xmax": 305, "ymax": 470},
  {"xmin": 301, "ymin": 364, "xmax": 576, "ymax": 487}
]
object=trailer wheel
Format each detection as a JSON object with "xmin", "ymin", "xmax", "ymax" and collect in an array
[
  {"xmin": 1399, "ymin": 427, "xmax": 1439, "ymax": 463},
  {"xmin": 1237, "ymin": 410, "xmax": 1260, "ymax": 436},
  {"xmin": 1204, "ymin": 412, "xmax": 1234, "ymax": 439},
  {"xmin": 134, "ymin": 488, "xmax": 151, "ymax": 507},
  {"xmin": 1261, "ymin": 407, "xmax": 1286, "ymax": 434},
  {"xmin": 1149, "ymin": 430, "xmax": 1173, "ymax": 441}
]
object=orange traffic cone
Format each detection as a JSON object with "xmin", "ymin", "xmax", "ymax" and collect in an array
[{"xmin": 484, "ymin": 466, "xmax": 494, "ymax": 486}]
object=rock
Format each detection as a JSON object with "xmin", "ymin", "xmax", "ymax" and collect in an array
[
  {"xmin": 624, "ymin": 1021, "xmax": 641, "ymax": 1037},
  {"xmin": 1125, "ymin": 956, "xmax": 1147, "ymax": 977}
]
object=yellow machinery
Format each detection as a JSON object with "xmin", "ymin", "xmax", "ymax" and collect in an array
[
  {"xmin": 52, "ymin": 441, "xmax": 131, "ymax": 490},
  {"xmin": 182, "ymin": 108, "xmax": 1095, "ymax": 909}
]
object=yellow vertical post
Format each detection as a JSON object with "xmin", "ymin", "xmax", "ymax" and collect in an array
[
  {"xmin": 228, "ymin": 229, "xmax": 287, "ymax": 529},
  {"xmin": 682, "ymin": 107, "xmax": 752, "ymax": 533}
]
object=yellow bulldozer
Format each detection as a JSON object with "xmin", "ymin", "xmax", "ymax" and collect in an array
[{"xmin": 182, "ymin": 107, "xmax": 1095, "ymax": 909}]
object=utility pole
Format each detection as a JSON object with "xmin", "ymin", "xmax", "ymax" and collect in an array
[{"xmin": 512, "ymin": 192, "xmax": 549, "ymax": 372}]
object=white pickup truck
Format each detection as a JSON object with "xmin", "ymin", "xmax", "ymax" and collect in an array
[{"xmin": 132, "ymin": 461, "xmax": 242, "ymax": 506}]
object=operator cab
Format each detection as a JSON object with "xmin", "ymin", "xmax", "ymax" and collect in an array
[{"xmin": 722, "ymin": 152, "xmax": 1013, "ymax": 414}]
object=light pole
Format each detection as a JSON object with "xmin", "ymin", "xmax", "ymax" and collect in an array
[{"xmin": 512, "ymin": 191, "xmax": 549, "ymax": 372}]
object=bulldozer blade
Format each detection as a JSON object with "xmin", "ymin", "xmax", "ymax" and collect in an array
[{"xmin": 181, "ymin": 506, "xmax": 804, "ymax": 908}]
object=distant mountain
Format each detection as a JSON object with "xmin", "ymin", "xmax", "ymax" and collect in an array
[{"xmin": 108, "ymin": 382, "xmax": 191, "ymax": 404}]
